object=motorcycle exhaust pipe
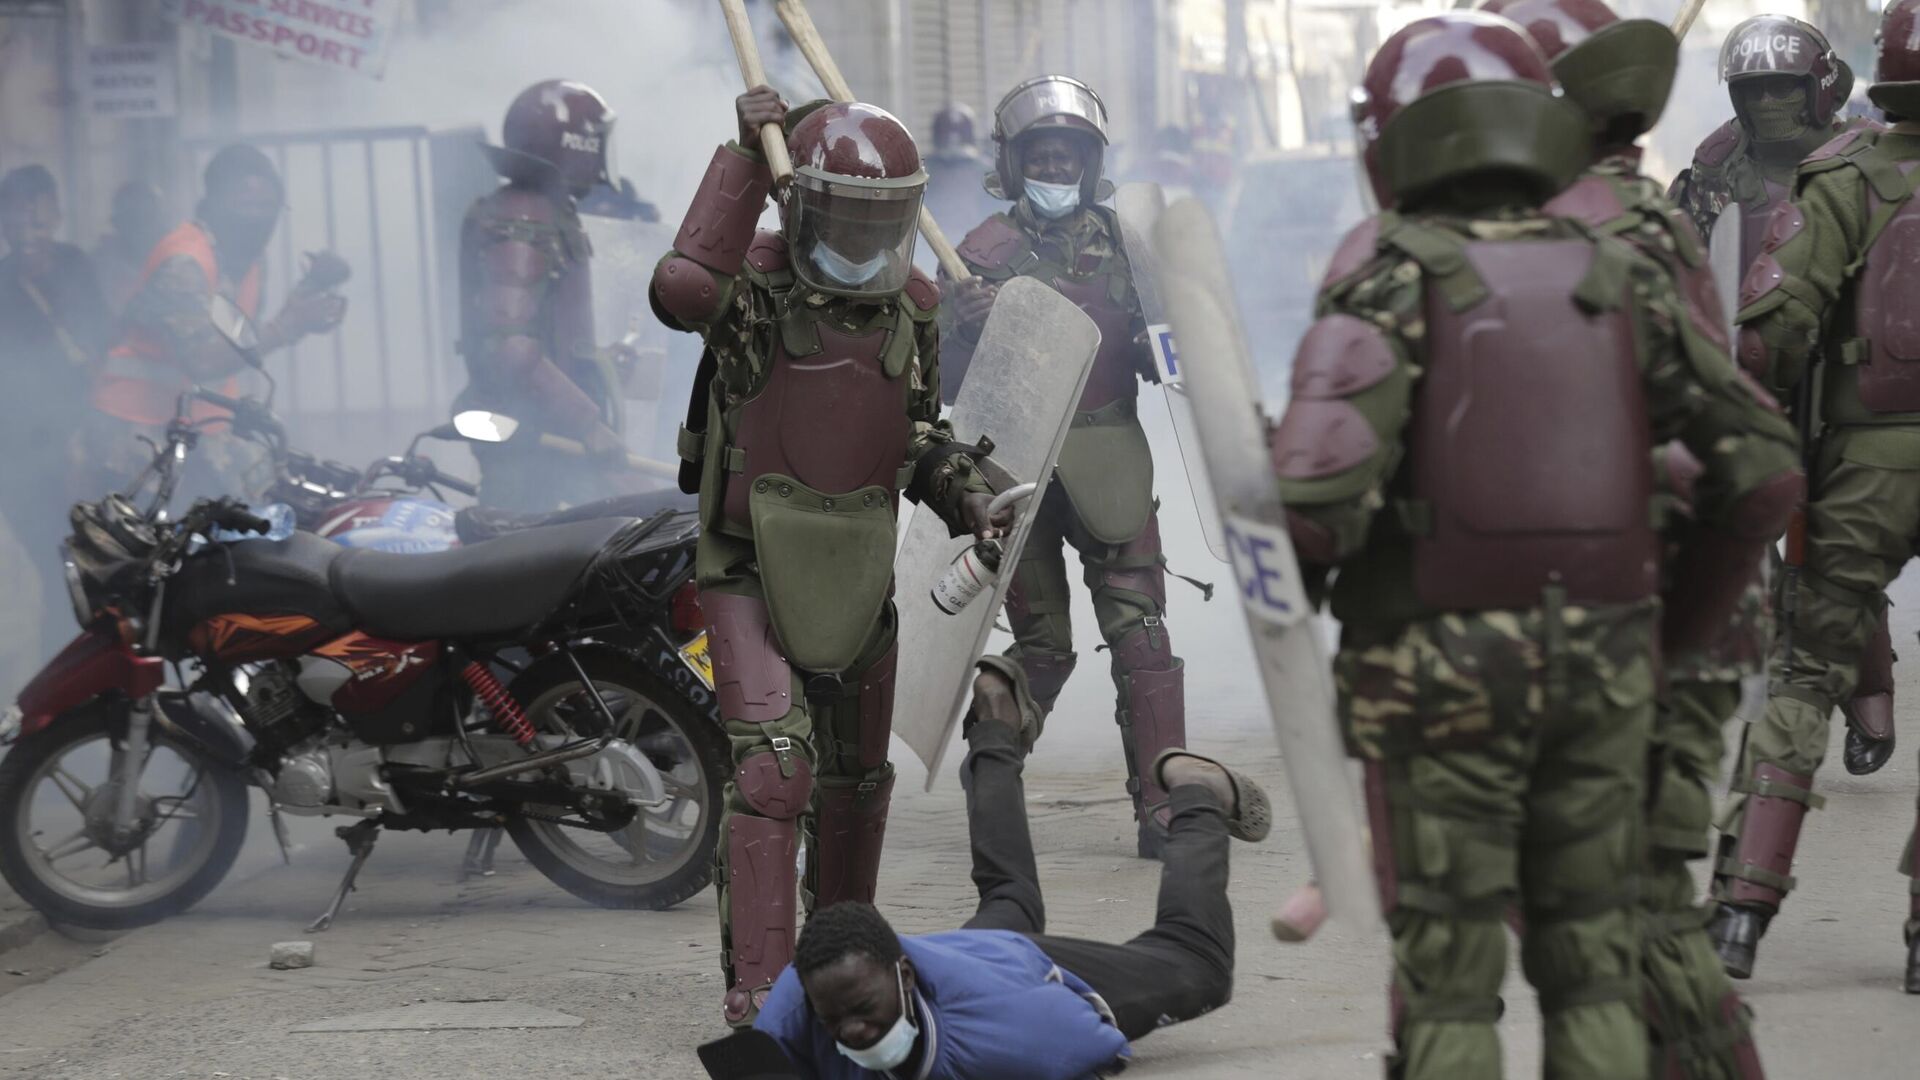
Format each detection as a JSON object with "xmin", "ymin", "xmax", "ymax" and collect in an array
[{"xmin": 449, "ymin": 737, "xmax": 608, "ymax": 789}]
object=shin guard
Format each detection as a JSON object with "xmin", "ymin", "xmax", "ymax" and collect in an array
[
  {"xmin": 723, "ymin": 813, "xmax": 798, "ymax": 1024},
  {"xmin": 1113, "ymin": 625, "xmax": 1185, "ymax": 826},
  {"xmin": 1721, "ymin": 764, "xmax": 1817, "ymax": 910},
  {"xmin": 810, "ymin": 772, "xmax": 896, "ymax": 908}
]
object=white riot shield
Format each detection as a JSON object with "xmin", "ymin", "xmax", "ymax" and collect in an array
[
  {"xmin": 1708, "ymin": 206, "xmax": 1742, "ymax": 346},
  {"xmin": 1114, "ymin": 182, "xmax": 1229, "ymax": 562},
  {"xmin": 1153, "ymin": 197, "xmax": 1382, "ymax": 932},
  {"xmin": 1707, "ymin": 206, "xmax": 1773, "ymax": 726},
  {"xmin": 894, "ymin": 277, "xmax": 1101, "ymax": 784}
]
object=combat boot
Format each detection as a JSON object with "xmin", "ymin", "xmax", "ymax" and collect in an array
[
  {"xmin": 1707, "ymin": 902, "xmax": 1770, "ymax": 980},
  {"xmin": 1905, "ymin": 892, "xmax": 1920, "ymax": 994}
]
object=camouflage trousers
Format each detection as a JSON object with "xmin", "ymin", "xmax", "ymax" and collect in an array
[
  {"xmin": 1002, "ymin": 481, "xmax": 1184, "ymax": 832},
  {"xmin": 696, "ymin": 528, "xmax": 897, "ymax": 1021},
  {"xmin": 1718, "ymin": 428, "xmax": 1919, "ymax": 910},
  {"xmin": 1645, "ymin": 680, "xmax": 1762, "ymax": 1078},
  {"xmin": 1338, "ymin": 599, "xmax": 1655, "ymax": 1080}
]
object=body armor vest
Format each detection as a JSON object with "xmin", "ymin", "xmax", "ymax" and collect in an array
[
  {"xmin": 457, "ymin": 188, "xmax": 604, "ymax": 424},
  {"xmin": 1410, "ymin": 238, "xmax": 1658, "ymax": 611},
  {"xmin": 720, "ymin": 321, "xmax": 911, "ymax": 531},
  {"xmin": 1047, "ymin": 272, "xmax": 1138, "ymax": 412},
  {"xmin": 1853, "ymin": 159, "xmax": 1920, "ymax": 413}
]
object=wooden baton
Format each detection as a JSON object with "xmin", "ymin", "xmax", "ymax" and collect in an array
[
  {"xmin": 717, "ymin": 0, "xmax": 795, "ymax": 183},
  {"xmin": 773, "ymin": 0, "xmax": 972, "ymax": 282}
]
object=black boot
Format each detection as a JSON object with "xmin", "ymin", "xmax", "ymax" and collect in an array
[
  {"xmin": 1707, "ymin": 902, "xmax": 1771, "ymax": 980},
  {"xmin": 1906, "ymin": 921, "xmax": 1920, "ymax": 995}
]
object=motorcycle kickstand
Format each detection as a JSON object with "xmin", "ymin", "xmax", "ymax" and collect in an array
[
  {"xmin": 460, "ymin": 827, "xmax": 503, "ymax": 881},
  {"xmin": 307, "ymin": 819, "xmax": 380, "ymax": 933}
]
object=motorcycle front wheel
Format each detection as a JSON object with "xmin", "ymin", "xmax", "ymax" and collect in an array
[
  {"xmin": 0, "ymin": 699, "xmax": 250, "ymax": 929},
  {"xmin": 502, "ymin": 649, "xmax": 726, "ymax": 910}
]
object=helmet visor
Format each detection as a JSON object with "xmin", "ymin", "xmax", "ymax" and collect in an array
[{"xmin": 789, "ymin": 167, "xmax": 925, "ymax": 298}]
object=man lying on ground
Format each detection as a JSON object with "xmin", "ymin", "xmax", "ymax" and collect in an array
[{"xmin": 752, "ymin": 659, "xmax": 1272, "ymax": 1078}]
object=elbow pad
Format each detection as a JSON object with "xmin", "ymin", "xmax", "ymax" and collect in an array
[{"xmin": 651, "ymin": 255, "xmax": 728, "ymax": 326}]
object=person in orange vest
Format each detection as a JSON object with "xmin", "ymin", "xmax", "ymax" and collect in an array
[{"xmin": 85, "ymin": 144, "xmax": 345, "ymax": 498}]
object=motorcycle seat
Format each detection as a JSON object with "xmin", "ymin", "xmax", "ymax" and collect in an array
[
  {"xmin": 454, "ymin": 489, "xmax": 695, "ymax": 545},
  {"xmin": 328, "ymin": 517, "xmax": 628, "ymax": 641}
]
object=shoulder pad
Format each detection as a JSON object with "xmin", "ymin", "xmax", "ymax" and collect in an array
[
  {"xmin": 902, "ymin": 267, "xmax": 940, "ymax": 314},
  {"xmin": 956, "ymin": 214, "xmax": 1028, "ymax": 274},
  {"xmin": 1290, "ymin": 314, "xmax": 1396, "ymax": 400},
  {"xmin": 1694, "ymin": 120, "xmax": 1743, "ymax": 169},
  {"xmin": 1271, "ymin": 399, "xmax": 1381, "ymax": 481},
  {"xmin": 479, "ymin": 186, "xmax": 560, "ymax": 224},
  {"xmin": 1758, "ymin": 201, "xmax": 1806, "ymax": 256},
  {"xmin": 1322, "ymin": 216, "xmax": 1384, "ymax": 287},
  {"xmin": 1802, "ymin": 128, "xmax": 1868, "ymax": 169},
  {"xmin": 1544, "ymin": 174, "xmax": 1629, "ymax": 231},
  {"xmin": 745, "ymin": 231, "xmax": 788, "ymax": 274},
  {"xmin": 1736, "ymin": 250, "xmax": 1787, "ymax": 311}
]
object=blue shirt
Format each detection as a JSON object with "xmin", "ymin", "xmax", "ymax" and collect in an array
[{"xmin": 755, "ymin": 929, "xmax": 1132, "ymax": 1080}]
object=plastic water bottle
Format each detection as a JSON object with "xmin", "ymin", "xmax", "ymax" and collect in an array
[
  {"xmin": 210, "ymin": 502, "xmax": 296, "ymax": 544},
  {"xmin": 931, "ymin": 539, "xmax": 1003, "ymax": 615}
]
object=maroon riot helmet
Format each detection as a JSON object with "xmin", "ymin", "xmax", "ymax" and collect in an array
[
  {"xmin": 1870, "ymin": 0, "xmax": 1920, "ymax": 118},
  {"xmin": 1352, "ymin": 11, "xmax": 1588, "ymax": 210},
  {"xmin": 784, "ymin": 101, "xmax": 928, "ymax": 299},
  {"xmin": 487, "ymin": 80, "xmax": 616, "ymax": 196},
  {"xmin": 1718, "ymin": 15, "xmax": 1852, "ymax": 139},
  {"xmin": 931, "ymin": 103, "xmax": 981, "ymax": 157},
  {"xmin": 1480, "ymin": 0, "xmax": 1678, "ymax": 147}
]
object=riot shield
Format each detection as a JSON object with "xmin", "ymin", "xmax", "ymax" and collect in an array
[
  {"xmin": 1709, "ymin": 205, "xmax": 1772, "ymax": 726},
  {"xmin": 580, "ymin": 214, "xmax": 691, "ymax": 463},
  {"xmin": 1152, "ymin": 197, "xmax": 1382, "ymax": 932},
  {"xmin": 1709, "ymin": 206, "xmax": 1742, "ymax": 346},
  {"xmin": 1114, "ymin": 182, "xmax": 1229, "ymax": 562},
  {"xmin": 893, "ymin": 276, "xmax": 1101, "ymax": 784}
]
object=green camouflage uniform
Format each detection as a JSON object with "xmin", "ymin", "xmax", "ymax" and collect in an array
[
  {"xmin": 1572, "ymin": 155, "xmax": 1768, "ymax": 1078},
  {"xmin": 1735, "ymin": 123, "xmax": 1920, "ymax": 929},
  {"xmin": 1287, "ymin": 205, "xmax": 1800, "ymax": 1080}
]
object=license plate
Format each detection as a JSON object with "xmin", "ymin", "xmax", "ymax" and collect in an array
[{"xmin": 678, "ymin": 631, "xmax": 714, "ymax": 691}]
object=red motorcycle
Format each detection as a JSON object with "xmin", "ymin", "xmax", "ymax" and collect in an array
[{"xmin": 0, "ymin": 393, "xmax": 727, "ymax": 932}]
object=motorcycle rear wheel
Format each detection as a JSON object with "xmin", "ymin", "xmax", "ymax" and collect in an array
[
  {"xmin": 502, "ymin": 649, "xmax": 725, "ymax": 910},
  {"xmin": 0, "ymin": 700, "xmax": 250, "ymax": 930}
]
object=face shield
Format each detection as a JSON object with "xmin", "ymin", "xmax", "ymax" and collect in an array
[{"xmin": 787, "ymin": 165, "xmax": 926, "ymax": 299}]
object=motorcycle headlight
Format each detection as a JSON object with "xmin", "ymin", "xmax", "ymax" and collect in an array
[{"xmin": 60, "ymin": 543, "xmax": 93, "ymax": 628}]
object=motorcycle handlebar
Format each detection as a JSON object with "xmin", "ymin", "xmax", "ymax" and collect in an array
[{"xmin": 209, "ymin": 503, "xmax": 272, "ymax": 536}]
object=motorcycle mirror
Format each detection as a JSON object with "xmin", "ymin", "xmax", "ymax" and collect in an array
[
  {"xmin": 208, "ymin": 294, "xmax": 260, "ymax": 355},
  {"xmin": 452, "ymin": 410, "xmax": 519, "ymax": 443}
]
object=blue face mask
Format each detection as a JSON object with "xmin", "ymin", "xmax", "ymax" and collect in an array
[
  {"xmin": 1025, "ymin": 178, "xmax": 1081, "ymax": 219},
  {"xmin": 810, "ymin": 242, "xmax": 889, "ymax": 287},
  {"xmin": 836, "ymin": 962, "xmax": 919, "ymax": 1072}
]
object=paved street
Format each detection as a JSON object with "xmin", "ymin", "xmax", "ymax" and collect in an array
[{"xmin": 0, "ymin": 440, "xmax": 1915, "ymax": 1077}]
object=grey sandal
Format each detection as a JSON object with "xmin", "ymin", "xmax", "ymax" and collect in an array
[{"xmin": 1151, "ymin": 749, "xmax": 1273, "ymax": 842}]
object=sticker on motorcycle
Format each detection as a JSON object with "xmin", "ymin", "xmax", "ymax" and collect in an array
[{"xmin": 678, "ymin": 631, "xmax": 714, "ymax": 691}]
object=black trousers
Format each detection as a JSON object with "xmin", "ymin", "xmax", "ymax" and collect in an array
[{"xmin": 958, "ymin": 718, "xmax": 1235, "ymax": 1041}]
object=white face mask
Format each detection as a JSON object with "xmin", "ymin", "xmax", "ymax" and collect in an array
[
  {"xmin": 811, "ymin": 242, "xmax": 889, "ymax": 287},
  {"xmin": 1024, "ymin": 177, "xmax": 1081, "ymax": 219},
  {"xmin": 835, "ymin": 961, "xmax": 919, "ymax": 1073}
]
